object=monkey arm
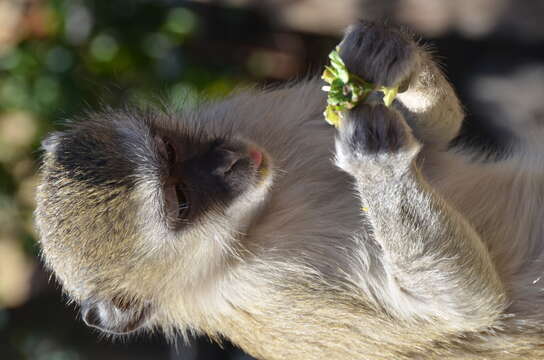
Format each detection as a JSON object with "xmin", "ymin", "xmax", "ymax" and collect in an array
[
  {"xmin": 395, "ymin": 51, "xmax": 465, "ymax": 149},
  {"xmin": 335, "ymin": 104, "xmax": 507, "ymax": 333}
]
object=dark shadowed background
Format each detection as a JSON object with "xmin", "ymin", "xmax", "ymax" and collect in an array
[{"xmin": 1, "ymin": 0, "xmax": 543, "ymax": 359}]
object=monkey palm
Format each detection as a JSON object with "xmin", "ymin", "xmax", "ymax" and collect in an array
[{"xmin": 35, "ymin": 22, "xmax": 544, "ymax": 359}]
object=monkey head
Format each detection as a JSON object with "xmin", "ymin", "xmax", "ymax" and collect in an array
[{"xmin": 35, "ymin": 109, "xmax": 273, "ymax": 335}]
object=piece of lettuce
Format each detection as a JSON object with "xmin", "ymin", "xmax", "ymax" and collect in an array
[{"xmin": 321, "ymin": 47, "xmax": 399, "ymax": 127}]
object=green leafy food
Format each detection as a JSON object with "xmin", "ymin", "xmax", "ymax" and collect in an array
[
  {"xmin": 381, "ymin": 86, "xmax": 398, "ymax": 107},
  {"xmin": 321, "ymin": 47, "xmax": 399, "ymax": 127}
]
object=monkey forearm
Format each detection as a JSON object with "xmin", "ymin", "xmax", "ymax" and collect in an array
[
  {"xmin": 335, "ymin": 104, "xmax": 506, "ymax": 330},
  {"xmin": 356, "ymin": 167, "xmax": 506, "ymax": 328},
  {"xmin": 396, "ymin": 53, "xmax": 465, "ymax": 148},
  {"xmin": 337, "ymin": 24, "xmax": 501, "ymax": 318}
]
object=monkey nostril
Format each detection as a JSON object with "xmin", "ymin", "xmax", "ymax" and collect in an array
[
  {"xmin": 223, "ymin": 158, "xmax": 241, "ymax": 175},
  {"xmin": 219, "ymin": 151, "xmax": 243, "ymax": 175}
]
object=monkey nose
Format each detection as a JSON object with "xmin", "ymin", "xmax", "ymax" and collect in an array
[{"xmin": 248, "ymin": 148, "xmax": 262, "ymax": 169}]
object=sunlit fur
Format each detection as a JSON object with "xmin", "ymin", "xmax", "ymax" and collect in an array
[{"xmin": 35, "ymin": 22, "xmax": 544, "ymax": 359}]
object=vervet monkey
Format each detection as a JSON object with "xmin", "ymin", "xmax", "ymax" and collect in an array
[{"xmin": 35, "ymin": 22, "xmax": 544, "ymax": 359}]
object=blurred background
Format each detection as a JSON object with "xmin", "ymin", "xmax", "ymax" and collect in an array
[{"xmin": 0, "ymin": 0, "xmax": 543, "ymax": 359}]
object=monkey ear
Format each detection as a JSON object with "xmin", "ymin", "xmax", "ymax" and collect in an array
[{"xmin": 80, "ymin": 299, "xmax": 152, "ymax": 335}]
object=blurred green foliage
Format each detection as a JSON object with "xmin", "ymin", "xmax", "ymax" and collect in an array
[{"xmin": 0, "ymin": 0, "xmax": 245, "ymax": 119}]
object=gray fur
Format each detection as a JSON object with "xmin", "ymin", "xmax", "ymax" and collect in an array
[{"xmin": 35, "ymin": 22, "xmax": 544, "ymax": 358}]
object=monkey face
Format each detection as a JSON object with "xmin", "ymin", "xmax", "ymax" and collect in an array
[
  {"xmin": 35, "ymin": 109, "xmax": 274, "ymax": 335},
  {"xmin": 153, "ymin": 129, "xmax": 269, "ymax": 230}
]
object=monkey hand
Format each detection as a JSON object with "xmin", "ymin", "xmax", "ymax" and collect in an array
[
  {"xmin": 334, "ymin": 104, "xmax": 421, "ymax": 183},
  {"xmin": 321, "ymin": 47, "xmax": 399, "ymax": 127},
  {"xmin": 337, "ymin": 21, "xmax": 464, "ymax": 148},
  {"xmin": 338, "ymin": 21, "xmax": 419, "ymax": 95},
  {"xmin": 322, "ymin": 22, "xmax": 417, "ymax": 128}
]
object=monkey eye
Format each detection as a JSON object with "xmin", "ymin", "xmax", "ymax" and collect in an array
[
  {"xmin": 164, "ymin": 182, "xmax": 190, "ymax": 226},
  {"xmin": 155, "ymin": 135, "xmax": 177, "ymax": 165},
  {"xmin": 174, "ymin": 184, "xmax": 190, "ymax": 220},
  {"xmin": 156, "ymin": 135, "xmax": 190, "ymax": 225}
]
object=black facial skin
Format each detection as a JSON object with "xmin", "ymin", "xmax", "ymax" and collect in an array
[
  {"xmin": 47, "ymin": 112, "xmax": 261, "ymax": 231},
  {"xmin": 154, "ymin": 130, "xmax": 259, "ymax": 229}
]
